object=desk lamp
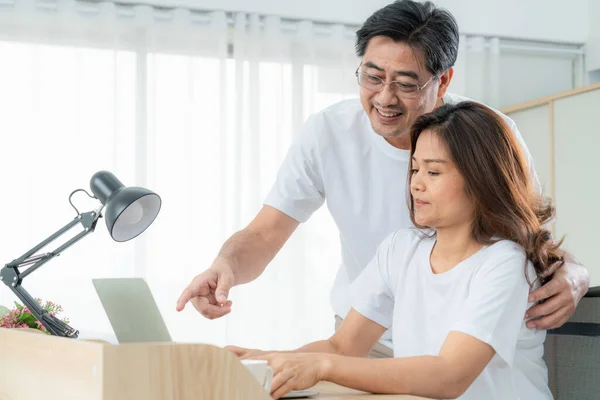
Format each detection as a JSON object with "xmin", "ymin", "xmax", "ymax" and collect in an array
[{"xmin": 0, "ymin": 171, "xmax": 161, "ymax": 338}]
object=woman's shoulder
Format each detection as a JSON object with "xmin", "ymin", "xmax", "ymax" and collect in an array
[
  {"xmin": 485, "ymin": 239, "xmax": 527, "ymax": 259},
  {"xmin": 381, "ymin": 228, "xmax": 433, "ymax": 256},
  {"xmin": 478, "ymin": 239, "xmax": 530, "ymax": 275},
  {"xmin": 387, "ymin": 227, "xmax": 432, "ymax": 243}
]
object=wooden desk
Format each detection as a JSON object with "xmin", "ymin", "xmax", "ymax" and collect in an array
[
  {"xmin": 1, "ymin": 329, "xmax": 429, "ymax": 400},
  {"xmin": 311, "ymin": 382, "xmax": 429, "ymax": 399}
]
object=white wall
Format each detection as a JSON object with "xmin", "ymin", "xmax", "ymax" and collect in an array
[
  {"xmin": 553, "ymin": 89, "xmax": 600, "ymax": 285},
  {"xmin": 586, "ymin": 0, "xmax": 600, "ymax": 71},
  {"xmin": 128, "ymin": 0, "xmax": 590, "ymax": 43},
  {"xmin": 497, "ymin": 54, "xmax": 574, "ymax": 108}
]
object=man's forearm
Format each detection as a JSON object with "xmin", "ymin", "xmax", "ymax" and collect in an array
[
  {"xmin": 562, "ymin": 250, "xmax": 581, "ymax": 266},
  {"xmin": 560, "ymin": 250, "xmax": 589, "ymax": 297},
  {"xmin": 217, "ymin": 228, "xmax": 279, "ymax": 285}
]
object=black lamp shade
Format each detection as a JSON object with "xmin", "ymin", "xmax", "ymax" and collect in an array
[{"xmin": 90, "ymin": 171, "xmax": 161, "ymax": 242}]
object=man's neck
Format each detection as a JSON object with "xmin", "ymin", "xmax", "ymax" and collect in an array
[{"xmin": 385, "ymin": 133, "xmax": 411, "ymax": 150}]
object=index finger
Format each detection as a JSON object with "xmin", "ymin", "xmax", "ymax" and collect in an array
[
  {"xmin": 176, "ymin": 277, "xmax": 211, "ymax": 311},
  {"xmin": 176, "ymin": 285, "xmax": 195, "ymax": 311},
  {"xmin": 528, "ymin": 277, "xmax": 562, "ymax": 303}
]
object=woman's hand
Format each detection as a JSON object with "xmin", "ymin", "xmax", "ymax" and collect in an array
[{"xmin": 251, "ymin": 352, "xmax": 331, "ymax": 399}]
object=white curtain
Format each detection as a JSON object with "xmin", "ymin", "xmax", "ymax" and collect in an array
[{"xmin": 0, "ymin": 0, "xmax": 356, "ymax": 349}]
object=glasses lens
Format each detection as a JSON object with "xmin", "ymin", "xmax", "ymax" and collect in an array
[
  {"xmin": 394, "ymin": 83, "xmax": 418, "ymax": 98},
  {"xmin": 357, "ymin": 73, "xmax": 382, "ymax": 91},
  {"xmin": 355, "ymin": 71, "xmax": 429, "ymax": 99}
]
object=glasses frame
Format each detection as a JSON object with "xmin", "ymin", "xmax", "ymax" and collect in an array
[{"xmin": 355, "ymin": 67, "xmax": 437, "ymax": 99}]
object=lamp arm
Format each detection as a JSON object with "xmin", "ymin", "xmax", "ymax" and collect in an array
[
  {"xmin": 13, "ymin": 211, "xmax": 101, "ymax": 279},
  {"xmin": 0, "ymin": 208, "xmax": 103, "ymax": 338},
  {"xmin": 7, "ymin": 210, "xmax": 101, "ymax": 272}
]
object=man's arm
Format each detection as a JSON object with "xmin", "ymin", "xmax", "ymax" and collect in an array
[
  {"xmin": 178, "ymin": 111, "xmax": 325, "ymax": 318},
  {"xmin": 176, "ymin": 205, "xmax": 299, "ymax": 317},
  {"xmin": 221, "ymin": 205, "xmax": 300, "ymax": 285}
]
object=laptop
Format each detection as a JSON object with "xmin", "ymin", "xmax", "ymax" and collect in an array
[
  {"xmin": 92, "ymin": 277, "xmax": 172, "ymax": 343},
  {"xmin": 92, "ymin": 277, "xmax": 317, "ymax": 398}
]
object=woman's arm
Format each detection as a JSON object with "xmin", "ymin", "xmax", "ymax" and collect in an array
[
  {"xmin": 322, "ymin": 331, "xmax": 494, "ymax": 399},
  {"xmin": 295, "ymin": 309, "xmax": 387, "ymax": 357},
  {"xmin": 227, "ymin": 309, "xmax": 387, "ymax": 358},
  {"xmin": 262, "ymin": 330, "xmax": 494, "ymax": 399}
]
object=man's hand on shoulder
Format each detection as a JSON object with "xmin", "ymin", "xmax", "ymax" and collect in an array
[{"xmin": 525, "ymin": 262, "xmax": 589, "ymax": 330}]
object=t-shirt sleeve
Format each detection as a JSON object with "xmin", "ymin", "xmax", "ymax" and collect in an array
[
  {"xmin": 263, "ymin": 114, "xmax": 325, "ymax": 223},
  {"xmin": 349, "ymin": 232, "xmax": 398, "ymax": 329},
  {"xmin": 451, "ymin": 243, "xmax": 532, "ymax": 366}
]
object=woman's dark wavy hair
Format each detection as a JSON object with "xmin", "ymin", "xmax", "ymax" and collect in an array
[{"xmin": 408, "ymin": 101, "xmax": 564, "ymax": 280}]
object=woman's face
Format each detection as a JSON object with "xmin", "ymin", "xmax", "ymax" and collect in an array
[{"xmin": 410, "ymin": 130, "xmax": 475, "ymax": 230}]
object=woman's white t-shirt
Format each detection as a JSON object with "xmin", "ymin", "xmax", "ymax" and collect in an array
[{"xmin": 350, "ymin": 229, "xmax": 552, "ymax": 400}]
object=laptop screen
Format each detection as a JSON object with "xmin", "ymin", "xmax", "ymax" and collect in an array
[{"xmin": 92, "ymin": 278, "xmax": 172, "ymax": 343}]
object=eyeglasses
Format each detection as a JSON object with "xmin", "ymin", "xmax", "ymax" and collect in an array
[{"xmin": 355, "ymin": 68, "xmax": 437, "ymax": 99}]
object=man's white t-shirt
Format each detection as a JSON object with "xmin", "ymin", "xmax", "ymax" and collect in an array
[
  {"xmin": 263, "ymin": 93, "xmax": 540, "ymax": 348},
  {"xmin": 350, "ymin": 229, "xmax": 552, "ymax": 399}
]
